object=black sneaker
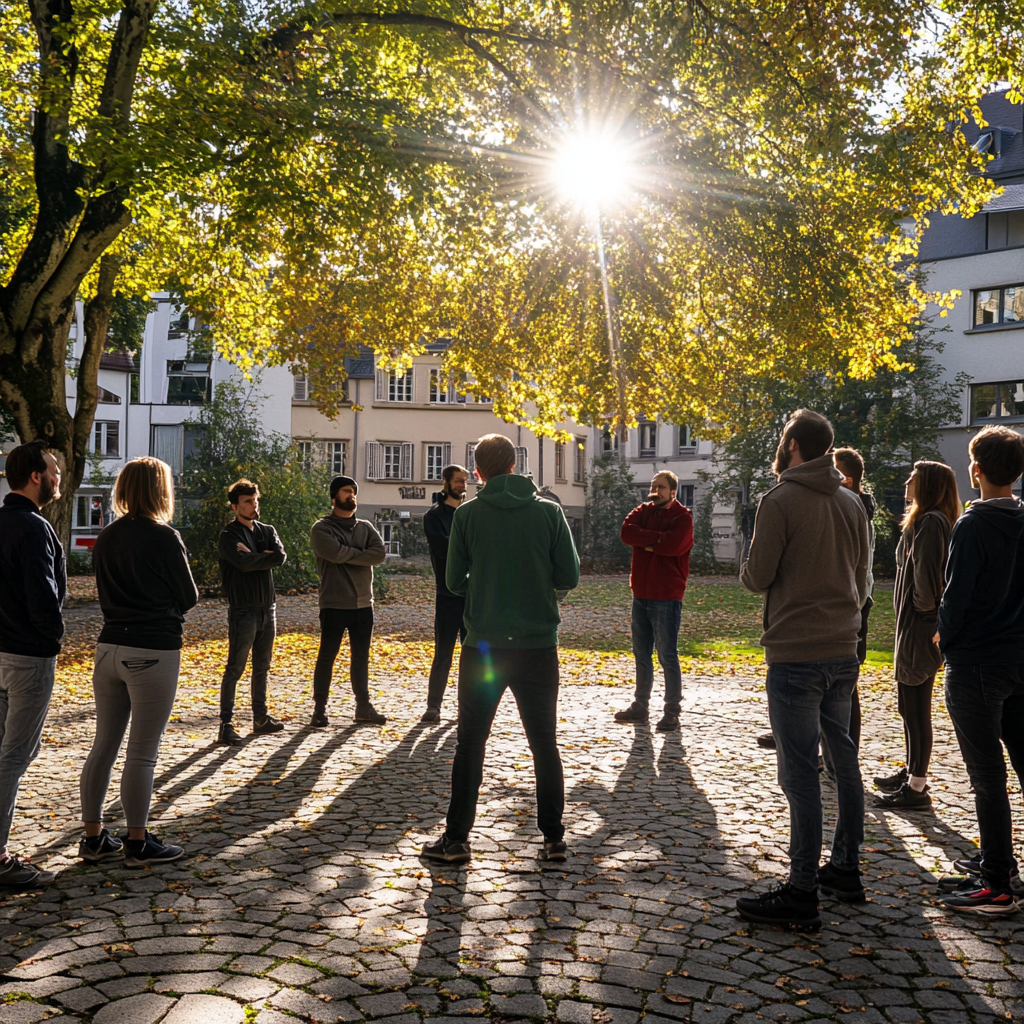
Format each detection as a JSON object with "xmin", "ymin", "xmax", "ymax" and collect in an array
[
  {"xmin": 420, "ymin": 707, "xmax": 441, "ymax": 723},
  {"xmin": 541, "ymin": 841, "xmax": 568, "ymax": 862},
  {"xmin": 656, "ymin": 713, "xmax": 679, "ymax": 732},
  {"xmin": 873, "ymin": 767, "xmax": 908, "ymax": 793},
  {"xmin": 123, "ymin": 832, "xmax": 185, "ymax": 867},
  {"xmin": 736, "ymin": 882, "xmax": 821, "ymax": 929},
  {"xmin": 939, "ymin": 883, "xmax": 1019, "ymax": 916},
  {"xmin": 947, "ymin": 856, "xmax": 1024, "ymax": 894},
  {"xmin": 756, "ymin": 732, "xmax": 777, "ymax": 749},
  {"xmin": 421, "ymin": 834, "xmax": 472, "ymax": 863},
  {"xmin": 355, "ymin": 703, "xmax": 387, "ymax": 725},
  {"xmin": 217, "ymin": 722, "xmax": 242, "ymax": 746},
  {"xmin": 0, "ymin": 856, "xmax": 54, "ymax": 888},
  {"xmin": 874, "ymin": 783, "xmax": 932, "ymax": 809},
  {"xmin": 614, "ymin": 703, "xmax": 649, "ymax": 723},
  {"xmin": 78, "ymin": 828, "xmax": 124, "ymax": 864},
  {"xmin": 310, "ymin": 709, "xmax": 329, "ymax": 728},
  {"xmin": 252, "ymin": 714, "xmax": 284, "ymax": 735},
  {"xmin": 817, "ymin": 861, "xmax": 865, "ymax": 903}
]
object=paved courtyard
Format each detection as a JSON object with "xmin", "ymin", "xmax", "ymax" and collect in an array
[{"xmin": 1, "ymin": 615, "xmax": 1022, "ymax": 1024}]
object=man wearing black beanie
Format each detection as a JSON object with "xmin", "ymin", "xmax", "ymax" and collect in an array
[{"xmin": 309, "ymin": 475, "xmax": 387, "ymax": 726}]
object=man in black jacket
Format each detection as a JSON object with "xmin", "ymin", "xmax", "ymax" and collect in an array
[
  {"xmin": 216, "ymin": 479, "xmax": 287, "ymax": 744},
  {"xmin": 937, "ymin": 426, "xmax": 1024, "ymax": 915},
  {"xmin": 421, "ymin": 465, "xmax": 468, "ymax": 723},
  {"xmin": 0, "ymin": 441, "xmax": 65, "ymax": 887}
]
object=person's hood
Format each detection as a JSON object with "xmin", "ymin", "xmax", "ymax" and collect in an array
[
  {"xmin": 477, "ymin": 473, "xmax": 538, "ymax": 509},
  {"xmin": 778, "ymin": 454, "xmax": 843, "ymax": 495},
  {"xmin": 963, "ymin": 497, "xmax": 1024, "ymax": 539},
  {"xmin": 859, "ymin": 491, "xmax": 877, "ymax": 519}
]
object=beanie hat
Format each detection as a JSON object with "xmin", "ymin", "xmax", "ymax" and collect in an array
[{"xmin": 330, "ymin": 475, "xmax": 358, "ymax": 498}]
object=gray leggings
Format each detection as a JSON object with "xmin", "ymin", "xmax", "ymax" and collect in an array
[{"xmin": 80, "ymin": 644, "xmax": 180, "ymax": 829}]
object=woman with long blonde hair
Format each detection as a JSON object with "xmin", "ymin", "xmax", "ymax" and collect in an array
[
  {"xmin": 875, "ymin": 460, "xmax": 960, "ymax": 809},
  {"xmin": 78, "ymin": 458, "xmax": 198, "ymax": 865}
]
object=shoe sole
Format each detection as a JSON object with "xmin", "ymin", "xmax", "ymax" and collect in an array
[
  {"xmin": 124, "ymin": 850, "xmax": 186, "ymax": 868},
  {"xmin": 79, "ymin": 850, "xmax": 125, "ymax": 863},
  {"xmin": 942, "ymin": 901, "xmax": 1019, "ymax": 916},
  {"xmin": 819, "ymin": 884, "xmax": 866, "ymax": 904},
  {"xmin": 541, "ymin": 851, "xmax": 567, "ymax": 862},
  {"xmin": 0, "ymin": 873, "xmax": 55, "ymax": 887},
  {"xmin": 420, "ymin": 852, "xmax": 471, "ymax": 864},
  {"xmin": 736, "ymin": 907, "xmax": 821, "ymax": 929}
]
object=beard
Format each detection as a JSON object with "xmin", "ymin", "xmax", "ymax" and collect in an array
[
  {"xmin": 38, "ymin": 477, "xmax": 56, "ymax": 507},
  {"xmin": 648, "ymin": 492, "xmax": 669, "ymax": 506},
  {"xmin": 335, "ymin": 496, "xmax": 357, "ymax": 512},
  {"xmin": 773, "ymin": 438, "xmax": 792, "ymax": 476}
]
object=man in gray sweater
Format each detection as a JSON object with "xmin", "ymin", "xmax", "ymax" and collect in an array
[
  {"xmin": 736, "ymin": 410, "xmax": 869, "ymax": 929},
  {"xmin": 309, "ymin": 476, "xmax": 387, "ymax": 727}
]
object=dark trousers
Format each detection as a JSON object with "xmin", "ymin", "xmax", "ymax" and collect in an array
[
  {"xmin": 426, "ymin": 594, "xmax": 466, "ymax": 710},
  {"xmin": 219, "ymin": 605, "xmax": 275, "ymax": 723},
  {"xmin": 898, "ymin": 677, "xmax": 935, "ymax": 777},
  {"xmin": 631, "ymin": 598, "xmax": 682, "ymax": 712},
  {"xmin": 767, "ymin": 656, "xmax": 864, "ymax": 891},
  {"xmin": 313, "ymin": 607, "xmax": 374, "ymax": 707},
  {"xmin": 446, "ymin": 645, "xmax": 564, "ymax": 843},
  {"xmin": 945, "ymin": 662, "xmax": 1024, "ymax": 888}
]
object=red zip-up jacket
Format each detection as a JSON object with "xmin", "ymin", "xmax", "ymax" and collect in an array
[{"xmin": 620, "ymin": 500, "xmax": 694, "ymax": 600}]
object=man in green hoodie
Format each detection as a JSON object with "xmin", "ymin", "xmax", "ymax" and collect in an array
[{"xmin": 421, "ymin": 433, "xmax": 580, "ymax": 864}]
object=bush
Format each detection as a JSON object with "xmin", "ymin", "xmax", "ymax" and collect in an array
[
  {"xmin": 690, "ymin": 488, "xmax": 718, "ymax": 573},
  {"xmin": 66, "ymin": 550, "xmax": 94, "ymax": 576},
  {"xmin": 583, "ymin": 454, "xmax": 638, "ymax": 568}
]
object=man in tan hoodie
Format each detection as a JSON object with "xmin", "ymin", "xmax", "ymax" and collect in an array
[{"xmin": 736, "ymin": 409, "xmax": 869, "ymax": 929}]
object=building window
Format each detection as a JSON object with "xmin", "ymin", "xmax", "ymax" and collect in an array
[
  {"xmin": 389, "ymin": 371, "xmax": 413, "ymax": 402},
  {"xmin": 574, "ymin": 437, "xmax": 586, "ymax": 482},
  {"xmin": 293, "ymin": 374, "xmax": 311, "ymax": 401},
  {"xmin": 93, "ymin": 421, "xmax": 119, "ymax": 458},
  {"xmin": 987, "ymin": 210, "xmax": 1024, "ymax": 250},
  {"xmin": 973, "ymin": 285, "xmax": 1024, "ymax": 327},
  {"xmin": 97, "ymin": 386, "xmax": 121, "ymax": 405},
  {"xmin": 970, "ymin": 381, "xmax": 1024, "ymax": 424},
  {"xmin": 601, "ymin": 426, "xmax": 619, "ymax": 452},
  {"xmin": 429, "ymin": 369, "xmax": 451, "ymax": 403},
  {"xmin": 380, "ymin": 522, "xmax": 400, "ymax": 556},
  {"xmin": 554, "ymin": 442, "xmax": 566, "ymax": 480},
  {"xmin": 166, "ymin": 360, "xmax": 211, "ymax": 405},
  {"xmin": 129, "ymin": 374, "xmax": 140, "ymax": 404},
  {"xmin": 638, "ymin": 421, "xmax": 656, "ymax": 457},
  {"xmin": 678, "ymin": 425, "xmax": 696, "ymax": 452},
  {"xmin": 75, "ymin": 494, "xmax": 105, "ymax": 530},
  {"xmin": 465, "ymin": 443, "xmax": 478, "ymax": 480},
  {"xmin": 366, "ymin": 441, "xmax": 413, "ymax": 480},
  {"xmin": 152, "ymin": 424, "xmax": 183, "ymax": 473},
  {"xmin": 678, "ymin": 484, "xmax": 695, "ymax": 507},
  {"xmin": 425, "ymin": 443, "xmax": 451, "ymax": 481},
  {"xmin": 297, "ymin": 440, "xmax": 315, "ymax": 471},
  {"xmin": 514, "ymin": 446, "xmax": 529, "ymax": 476},
  {"xmin": 327, "ymin": 441, "xmax": 346, "ymax": 475}
]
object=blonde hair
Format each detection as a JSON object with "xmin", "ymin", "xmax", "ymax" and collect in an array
[
  {"xmin": 902, "ymin": 460, "xmax": 960, "ymax": 533},
  {"xmin": 113, "ymin": 457, "xmax": 175, "ymax": 523}
]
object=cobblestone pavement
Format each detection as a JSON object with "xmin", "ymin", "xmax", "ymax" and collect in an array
[{"xmin": 2, "ymin": 634, "xmax": 1022, "ymax": 1024}]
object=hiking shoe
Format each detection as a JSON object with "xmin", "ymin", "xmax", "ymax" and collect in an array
[
  {"xmin": 938, "ymin": 884, "xmax": 1019, "ymax": 916},
  {"xmin": 874, "ymin": 783, "xmax": 932, "ymax": 810},
  {"xmin": 124, "ymin": 832, "xmax": 185, "ymax": 867},
  {"xmin": 817, "ymin": 862, "xmax": 866, "ymax": 903},
  {"xmin": 78, "ymin": 828, "xmax": 124, "ymax": 864},
  {"xmin": 355, "ymin": 703, "xmax": 387, "ymax": 725},
  {"xmin": 756, "ymin": 732, "xmax": 777, "ymax": 749},
  {"xmin": 541, "ymin": 841, "xmax": 568, "ymax": 862},
  {"xmin": 614, "ymin": 703, "xmax": 649, "ymax": 723},
  {"xmin": 873, "ymin": 767, "xmax": 908, "ymax": 793},
  {"xmin": 736, "ymin": 881, "xmax": 821, "ymax": 929},
  {"xmin": 217, "ymin": 722, "xmax": 242, "ymax": 745},
  {"xmin": 421, "ymin": 835, "xmax": 472, "ymax": 864},
  {"xmin": 0, "ymin": 856, "xmax": 54, "ymax": 888},
  {"xmin": 310, "ymin": 709, "xmax": 329, "ymax": 728},
  {"xmin": 252, "ymin": 714, "xmax": 284, "ymax": 735},
  {"xmin": 656, "ymin": 713, "xmax": 679, "ymax": 733},
  {"xmin": 421, "ymin": 707, "xmax": 441, "ymax": 723}
]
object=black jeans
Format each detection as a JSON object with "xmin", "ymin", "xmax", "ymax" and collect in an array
[
  {"xmin": 446, "ymin": 645, "xmax": 564, "ymax": 843},
  {"xmin": 313, "ymin": 607, "xmax": 374, "ymax": 707},
  {"xmin": 220, "ymin": 605, "xmax": 276, "ymax": 723},
  {"xmin": 426, "ymin": 594, "xmax": 466, "ymax": 710},
  {"xmin": 945, "ymin": 662, "xmax": 1024, "ymax": 888},
  {"xmin": 898, "ymin": 677, "xmax": 935, "ymax": 777}
]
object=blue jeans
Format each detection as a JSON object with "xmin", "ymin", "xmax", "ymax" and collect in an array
[
  {"xmin": 631, "ymin": 598, "xmax": 682, "ymax": 712},
  {"xmin": 767, "ymin": 656, "xmax": 863, "ymax": 891},
  {"xmin": 944, "ymin": 663, "xmax": 1024, "ymax": 888},
  {"xmin": 0, "ymin": 652, "xmax": 55, "ymax": 852},
  {"xmin": 220, "ymin": 605, "xmax": 276, "ymax": 723}
]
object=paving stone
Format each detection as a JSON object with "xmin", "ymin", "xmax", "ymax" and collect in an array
[
  {"xmin": 490, "ymin": 993, "xmax": 548, "ymax": 1017},
  {"xmin": 52, "ymin": 984, "xmax": 108, "ymax": 1011},
  {"xmin": 0, "ymin": 1003, "xmax": 51, "ymax": 1024},
  {"xmin": 357, "ymin": 992, "xmax": 415, "ymax": 1017},
  {"xmin": 267, "ymin": 962, "xmax": 324, "ymax": 985},
  {"xmin": 217, "ymin": 975, "xmax": 279, "ymax": 1001},
  {"xmin": 162, "ymin": 993, "xmax": 247, "ymax": 1024},
  {"xmin": 154, "ymin": 972, "xmax": 230, "ymax": 993},
  {"xmin": 272, "ymin": 988, "xmax": 363, "ymax": 1021},
  {"xmin": 124, "ymin": 954, "xmax": 230, "ymax": 974},
  {"xmin": 92, "ymin": 993, "xmax": 177, "ymax": 1024}
]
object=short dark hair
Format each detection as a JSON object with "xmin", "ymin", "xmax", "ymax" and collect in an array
[
  {"xmin": 970, "ymin": 426, "xmax": 1024, "ymax": 487},
  {"xmin": 442, "ymin": 464, "xmax": 467, "ymax": 494},
  {"xmin": 227, "ymin": 478, "xmax": 259, "ymax": 505},
  {"xmin": 474, "ymin": 434, "xmax": 515, "ymax": 479},
  {"xmin": 783, "ymin": 409, "xmax": 834, "ymax": 462},
  {"xmin": 833, "ymin": 447, "xmax": 865, "ymax": 492},
  {"xmin": 5, "ymin": 440, "xmax": 50, "ymax": 491}
]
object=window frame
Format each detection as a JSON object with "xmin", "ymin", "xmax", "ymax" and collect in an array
[
  {"xmin": 677, "ymin": 425, "xmax": 697, "ymax": 453},
  {"xmin": 92, "ymin": 420, "xmax": 120, "ymax": 458},
  {"xmin": 388, "ymin": 370, "xmax": 413, "ymax": 403},
  {"xmin": 554, "ymin": 442, "xmax": 566, "ymax": 481},
  {"xmin": 969, "ymin": 380, "xmax": 1024, "ymax": 425},
  {"xmin": 971, "ymin": 284, "xmax": 1024, "ymax": 328},
  {"xmin": 574, "ymin": 436, "xmax": 586, "ymax": 483}
]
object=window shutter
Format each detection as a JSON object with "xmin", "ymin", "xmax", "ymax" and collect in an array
[
  {"xmin": 293, "ymin": 375, "xmax": 307, "ymax": 401},
  {"xmin": 375, "ymin": 369, "xmax": 387, "ymax": 402},
  {"xmin": 400, "ymin": 442, "xmax": 414, "ymax": 480},
  {"xmin": 366, "ymin": 441, "xmax": 384, "ymax": 480},
  {"xmin": 442, "ymin": 442, "xmax": 452, "ymax": 467},
  {"xmin": 465, "ymin": 443, "xmax": 477, "ymax": 478},
  {"xmin": 514, "ymin": 446, "xmax": 529, "ymax": 476}
]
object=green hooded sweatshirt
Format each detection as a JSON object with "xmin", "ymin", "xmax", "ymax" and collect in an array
[{"xmin": 446, "ymin": 474, "xmax": 580, "ymax": 649}]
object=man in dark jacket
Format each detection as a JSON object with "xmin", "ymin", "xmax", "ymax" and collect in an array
[
  {"xmin": 421, "ymin": 464, "xmax": 469, "ymax": 723},
  {"xmin": 421, "ymin": 433, "xmax": 580, "ymax": 864},
  {"xmin": 216, "ymin": 479, "xmax": 287, "ymax": 745},
  {"xmin": 614, "ymin": 471, "xmax": 694, "ymax": 732},
  {"xmin": 937, "ymin": 425, "xmax": 1024, "ymax": 915},
  {"xmin": 0, "ymin": 441, "xmax": 65, "ymax": 887}
]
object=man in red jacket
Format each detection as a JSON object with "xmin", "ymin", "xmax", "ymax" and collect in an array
[{"xmin": 614, "ymin": 471, "xmax": 694, "ymax": 732}]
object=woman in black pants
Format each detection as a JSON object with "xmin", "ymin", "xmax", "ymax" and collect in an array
[{"xmin": 875, "ymin": 460, "xmax": 960, "ymax": 809}]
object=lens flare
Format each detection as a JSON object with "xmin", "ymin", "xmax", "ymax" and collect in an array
[{"xmin": 550, "ymin": 133, "xmax": 632, "ymax": 208}]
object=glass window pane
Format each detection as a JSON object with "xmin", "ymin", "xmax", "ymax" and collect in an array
[
  {"xmin": 988, "ymin": 212, "xmax": 1009, "ymax": 249},
  {"xmin": 972, "ymin": 384, "xmax": 998, "ymax": 422},
  {"xmin": 975, "ymin": 290, "xmax": 999, "ymax": 325},
  {"xmin": 1006, "ymin": 286, "xmax": 1024, "ymax": 323},
  {"xmin": 1009, "ymin": 211, "xmax": 1024, "ymax": 247},
  {"xmin": 1007, "ymin": 382, "xmax": 1024, "ymax": 418}
]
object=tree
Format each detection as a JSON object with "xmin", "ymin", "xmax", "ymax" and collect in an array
[
  {"xmin": 0, "ymin": 0, "xmax": 1002, "ymax": 552},
  {"xmin": 582, "ymin": 454, "xmax": 638, "ymax": 568}
]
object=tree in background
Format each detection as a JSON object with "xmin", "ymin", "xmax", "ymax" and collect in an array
[
  {"xmin": 180, "ymin": 382, "xmax": 330, "ymax": 594},
  {"xmin": 583, "ymin": 454, "xmax": 639, "ymax": 569},
  {"xmin": 690, "ymin": 487, "xmax": 718, "ymax": 574}
]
